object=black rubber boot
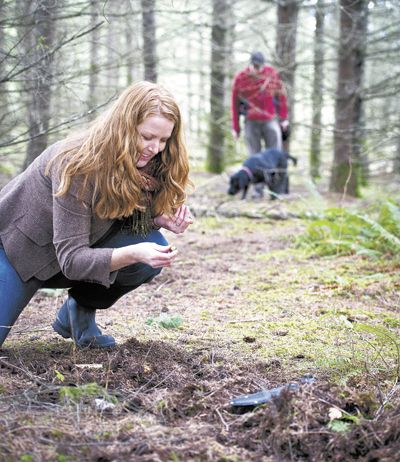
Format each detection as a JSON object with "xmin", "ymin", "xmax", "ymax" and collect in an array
[{"xmin": 52, "ymin": 297, "xmax": 116, "ymax": 348}]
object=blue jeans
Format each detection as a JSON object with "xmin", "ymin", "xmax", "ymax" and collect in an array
[{"xmin": 0, "ymin": 228, "xmax": 168, "ymax": 345}]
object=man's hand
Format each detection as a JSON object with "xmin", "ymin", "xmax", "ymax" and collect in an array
[
  {"xmin": 280, "ymin": 120, "xmax": 289, "ymax": 130},
  {"xmin": 232, "ymin": 129, "xmax": 240, "ymax": 141},
  {"xmin": 280, "ymin": 120, "xmax": 290, "ymax": 141},
  {"xmin": 153, "ymin": 205, "xmax": 194, "ymax": 234}
]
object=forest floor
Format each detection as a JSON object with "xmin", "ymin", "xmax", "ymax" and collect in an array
[{"xmin": 0, "ymin": 170, "xmax": 399, "ymax": 462}]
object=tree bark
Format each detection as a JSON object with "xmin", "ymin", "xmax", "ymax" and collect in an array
[
  {"xmin": 207, "ymin": 0, "xmax": 228, "ymax": 173},
  {"xmin": 125, "ymin": 0, "xmax": 139, "ymax": 86},
  {"xmin": 186, "ymin": 35, "xmax": 193, "ymax": 134},
  {"xmin": 275, "ymin": 0, "xmax": 299, "ymax": 152},
  {"xmin": 0, "ymin": 0, "xmax": 10, "ymax": 137},
  {"xmin": 141, "ymin": 0, "xmax": 157, "ymax": 82},
  {"xmin": 309, "ymin": 0, "xmax": 325, "ymax": 181},
  {"xmin": 330, "ymin": 0, "xmax": 368, "ymax": 196},
  {"xmin": 197, "ymin": 26, "xmax": 207, "ymax": 139},
  {"xmin": 23, "ymin": 0, "xmax": 57, "ymax": 169},
  {"xmin": 88, "ymin": 0, "xmax": 100, "ymax": 117},
  {"xmin": 395, "ymin": 130, "xmax": 400, "ymax": 174},
  {"xmin": 352, "ymin": 1, "xmax": 369, "ymax": 185},
  {"xmin": 106, "ymin": 0, "xmax": 121, "ymax": 94}
]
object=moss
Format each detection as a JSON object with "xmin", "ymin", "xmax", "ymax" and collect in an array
[
  {"xmin": 87, "ymin": 213, "xmax": 400, "ymax": 386},
  {"xmin": 199, "ymin": 310, "xmax": 212, "ymax": 320},
  {"xmin": 383, "ymin": 316, "xmax": 400, "ymax": 328},
  {"xmin": 20, "ymin": 455, "xmax": 34, "ymax": 462}
]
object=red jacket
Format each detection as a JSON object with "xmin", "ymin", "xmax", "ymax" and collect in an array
[{"xmin": 231, "ymin": 65, "xmax": 288, "ymax": 134}]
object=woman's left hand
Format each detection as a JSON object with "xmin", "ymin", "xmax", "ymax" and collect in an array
[{"xmin": 153, "ymin": 205, "xmax": 194, "ymax": 234}]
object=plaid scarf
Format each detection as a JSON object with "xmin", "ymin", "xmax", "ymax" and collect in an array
[{"xmin": 121, "ymin": 158, "xmax": 161, "ymax": 236}]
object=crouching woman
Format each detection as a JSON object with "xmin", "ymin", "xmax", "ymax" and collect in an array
[{"xmin": 0, "ymin": 81, "xmax": 193, "ymax": 349}]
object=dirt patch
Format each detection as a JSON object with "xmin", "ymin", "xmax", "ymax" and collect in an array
[
  {"xmin": 0, "ymin": 339, "xmax": 399, "ymax": 461},
  {"xmin": 1, "ymin": 173, "xmax": 399, "ymax": 460}
]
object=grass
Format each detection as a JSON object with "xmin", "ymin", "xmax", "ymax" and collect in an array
[
  {"xmin": 173, "ymin": 211, "xmax": 400, "ymax": 387},
  {"xmin": 1, "ymin": 188, "xmax": 400, "ymax": 461}
]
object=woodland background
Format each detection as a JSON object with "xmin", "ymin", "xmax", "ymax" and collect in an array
[
  {"xmin": 0, "ymin": 0, "xmax": 399, "ymax": 195},
  {"xmin": 1, "ymin": 2, "xmax": 400, "ymax": 461}
]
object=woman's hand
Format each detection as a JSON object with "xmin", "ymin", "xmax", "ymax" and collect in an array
[
  {"xmin": 111, "ymin": 242, "xmax": 178, "ymax": 271},
  {"xmin": 153, "ymin": 205, "xmax": 194, "ymax": 234},
  {"xmin": 132, "ymin": 242, "xmax": 178, "ymax": 268}
]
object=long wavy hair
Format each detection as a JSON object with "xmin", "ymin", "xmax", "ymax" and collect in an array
[{"xmin": 50, "ymin": 81, "xmax": 191, "ymax": 219}]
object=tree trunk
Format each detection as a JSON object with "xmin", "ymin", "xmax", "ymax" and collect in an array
[
  {"xmin": 197, "ymin": 27, "xmax": 207, "ymax": 139},
  {"xmin": 0, "ymin": 0, "xmax": 10, "ymax": 137},
  {"xmin": 186, "ymin": 36, "xmax": 193, "ymax": 135},
  {"xmin": 309, "ymin": 0, "xmax": 325, "ymax": 181},
  {"xmin": 125, "ymin": 0, "xmax": 139, "ymax": 86},
  {"xmin": 23, "ymin": 0, "xmax": 57, "ymax": 169},
  {"xmin": 352, "ymin": 1, "xmax": 369, "ymax": 185},
  {"xmin": 106, "ymin": 0, "xmax": 120, "ymax": 95},
  {"xmin": 88, "ymin": 0, "xmax": 100, "ymax": 117},
  {"xmin": 207, "ymin": 0, "xmax": 228, "ymax": 173},
  {"xmin": 330, "ymin": 0, "xmax": 368, "ymax": 196},
  {"xmin": 275, "ymin": 0, "xmax": 299, "ymax": 152},
  {"xmin": 395, "ymin": 131, "xmax": 400, "ymax": 174},
  {"xmin": 141, "ymin": 0, "xmax": 157, "ymax": 82}
]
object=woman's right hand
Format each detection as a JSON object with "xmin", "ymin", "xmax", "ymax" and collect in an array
[
  {"xmin": 131, "ymin": 242, "xmax": 178, "ymax": 268},
  {"xmin": 110, "ymin": 242, "xmax": 178, "ymax": 271}
]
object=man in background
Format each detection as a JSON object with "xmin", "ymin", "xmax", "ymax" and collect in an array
[{"xmin": 231, "ymin": 51, "xmax": 289, "ymax": 155}]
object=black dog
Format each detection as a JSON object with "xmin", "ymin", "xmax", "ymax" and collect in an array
[{"xmin": 228, "ymin": 148, "xmax": 297, "ymax": 200}]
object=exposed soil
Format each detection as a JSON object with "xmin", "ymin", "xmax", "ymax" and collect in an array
[{"xmin": 0, "ymin": 173, "xmax": 399, "ymax": 461}]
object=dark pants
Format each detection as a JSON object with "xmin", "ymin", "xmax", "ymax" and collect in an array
[
  {"xmin": 44, "ymin": 228, "xmax": 167, "ymax": 308},
  {"xmin": 0, "ymin": 228, "xmax": 167, "ymax": 345},
  {"xmin": 244, "ymin": 119, "xmax": 282, "ymax": 155}
]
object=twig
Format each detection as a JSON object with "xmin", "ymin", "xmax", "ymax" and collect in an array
[
  {"xmin": 215, "ymin": 407, "xmax": 230, "ymax": 432},
  {"xmin": 1, "ymin": 21, "xmax": 105, "ymax": 84},
  {"xmin": 37, "ymin": 437, "xmax": 135, "ymax": 447},
  {"xmin": 155, "ymin": 279, "xmax": 172, "ymax": 292},
  {"xmin": 6, "ymin": 327, "xmax": 51, "ymax": 334},
  {"xmin": 374, "ymin": 380, "xmax": 399, "ymax": 420},
  {"xmin": 227, "ymin": 318, "xmax": 262, "ymax": 324},
  {"xmin": 0, "ymin": 95, "xmax": 115, "ymax": 150},
  {"xmin": 0, "ymin": 358, "xmax": 49, "ymax": 387}
]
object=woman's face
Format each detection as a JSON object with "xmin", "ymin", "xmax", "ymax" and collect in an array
[{"xmin": 137, "ymin": 115, "xmax": 174, "ymax": 168}]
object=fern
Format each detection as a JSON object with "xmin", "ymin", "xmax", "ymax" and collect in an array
[
  {"xmin": 355, "ymin": 214, "xmax": 400, "ymax": 253},
  {"xmin": 355, "ymin": 323, "xmax": 399, "ymax": 345},
  {"xmin": 297, "ymin": 201, "xmax": 400, "ymax": 258},
  {"xmin": 355, "ymin": 323, "xmax": 400, "ymax": 379},
  {"xmin": 378, "ymin": 201, "xmax": 400, "ymax": 237}
]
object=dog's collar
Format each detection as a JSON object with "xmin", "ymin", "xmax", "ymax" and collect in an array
[{"xmin": 241, "ymin": 166, "xmax": 254, "ymax": 181}]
